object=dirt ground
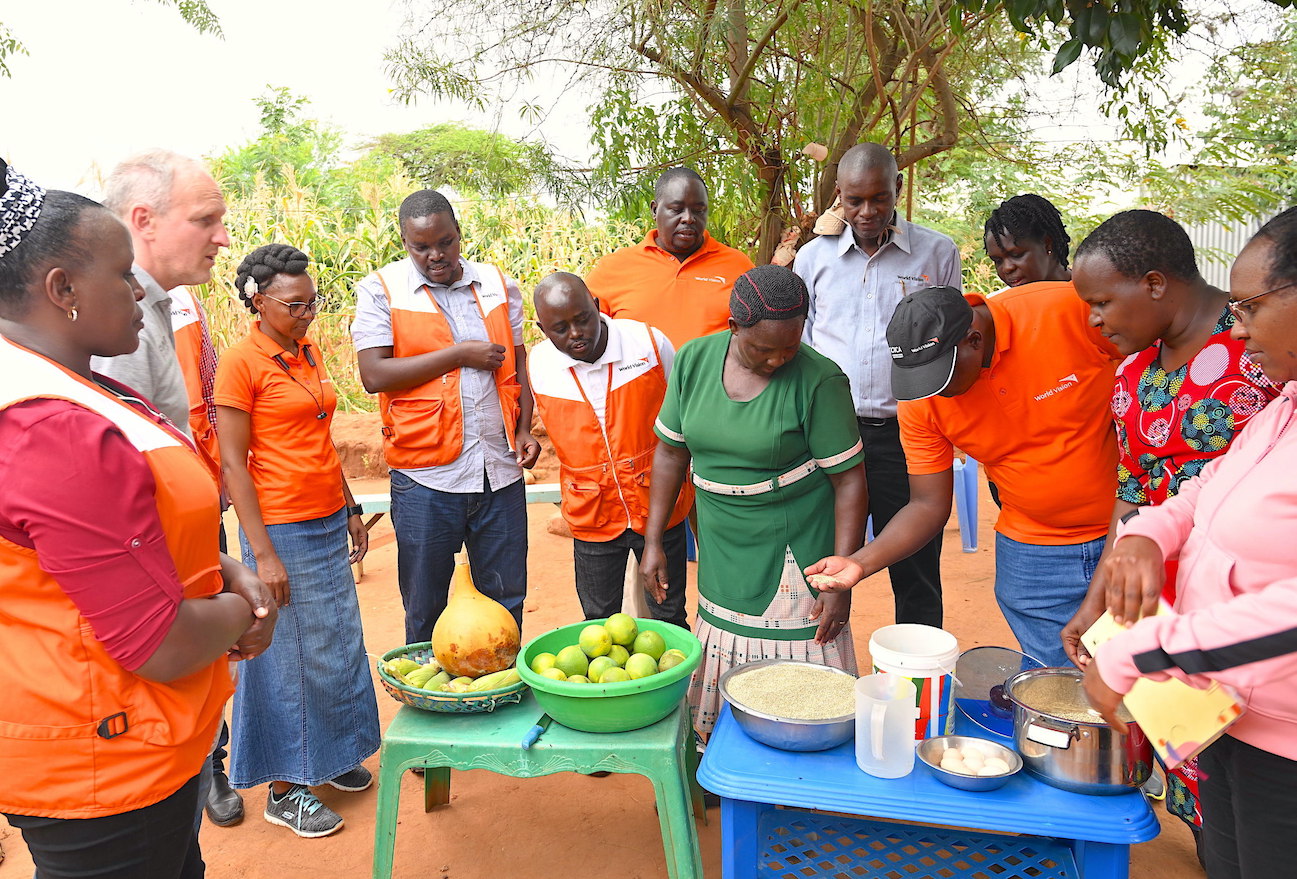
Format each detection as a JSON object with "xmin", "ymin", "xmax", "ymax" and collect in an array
[{"xmin": 0, "ymin": 469, "xmax": 1204, "ymax": 879}]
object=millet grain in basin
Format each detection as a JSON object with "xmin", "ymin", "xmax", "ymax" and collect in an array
[
  {"xmin": 727, "ymin": 665, "xmax": 856, "ymax": 720},
  {"xmin": 1017, "ymin": 673, "xmax": 1134, "ymax": 724}
]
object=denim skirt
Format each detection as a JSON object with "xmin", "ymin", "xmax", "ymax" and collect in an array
[{"xmin": 229, "ymin": 507, "xmax": 380, "ymax": 787}]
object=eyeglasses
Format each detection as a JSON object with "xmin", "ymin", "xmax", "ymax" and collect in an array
[
  {"xmin": 261, "ymin": 294, "xmax": 327, "ymax": 318},
  {"xmin": 1227, "ymin": 282, "xmax": 1296, "ymax": 322}
]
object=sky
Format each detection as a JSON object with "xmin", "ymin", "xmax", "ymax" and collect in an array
[{"xmin": 0, "ymin": 0, "xmax": 593, "ymax": 194}]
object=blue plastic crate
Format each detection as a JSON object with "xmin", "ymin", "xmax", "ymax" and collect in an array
[{"xmin": 757, "ymin": 808, "xmax": 1077, "ymax": 879}]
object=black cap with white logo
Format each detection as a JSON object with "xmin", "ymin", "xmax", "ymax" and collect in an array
[{"xmin": 886, "ymin": 286, "xmax": 974, "ymax": 401}]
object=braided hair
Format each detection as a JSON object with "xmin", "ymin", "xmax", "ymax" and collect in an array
[
  {"xmin": 0, "ymin": 159, "xmax": 104, "ymax": 317},
  {"xmin": 1074, "ymin": 210, "xmax": 1199, "ymax": 282},
  {"xmin": 1250, "ymin": 206, "xmax": 1297, "ymax": 289},
  {"xmin": 984, "ymin": 194, "xmax": 1072, "ymax": 268},
  {"xmin": 234, "ymin": 243, "xmax": 311, "ymax": 314},
  {"xmin": 729, "ymin": 264, "xmax": 809, "ymax": 328}
]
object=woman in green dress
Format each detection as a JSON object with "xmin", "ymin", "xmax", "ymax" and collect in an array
[{"xmin": 641, "ymin": 264, "xmax": 868, "ymax": 736}]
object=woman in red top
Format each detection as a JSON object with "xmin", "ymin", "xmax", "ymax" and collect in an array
[
  {"xmin": 1065, "ymin": 210, "xmax": 1280, "ymax": 854},
  {"xmin": 216, "ymin": 244, "xmax": 379, "ymax": 839},
  {"xmin": 0, "ymin": 164, "xmax": 274, "ymax": 876}
]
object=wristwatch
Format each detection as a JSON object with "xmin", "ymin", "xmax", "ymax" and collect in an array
[{"xmin": 347, "ymin": 504, "xmax": 364, "ymax": 518}]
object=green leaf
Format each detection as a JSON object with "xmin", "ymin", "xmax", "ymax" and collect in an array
[{"xmin": 1052, "ymin": 38, "xmax": 1084, "ymax": 75}]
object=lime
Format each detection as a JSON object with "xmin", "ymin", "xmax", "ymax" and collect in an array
[
  {"xmin": 657, "ymin": 652, "xmax": 686, "ymax": 672},
  {"xmin": 567, "ymin": 675, "xmax": 591, "ymax": 684},
  {"xmin": 632, "ymin": 630, "xmax": 667, "ymax": 661},
  {"xmin": 530, "ymin": 652, "xmax": 558, "ymax": 675},
  {"xmin": 604, "ymin": 613, "xmax": 639, "ymax": 646},
  {"xmin": 540, "ymin": 667, "xmax": 568, "ymax": 681},
  {"xmin": 578, "ymin": 624, "xmax": 613, "ymax": 658},
  {"xmin": 608, "ymin": 645, "xmax": 630, "ymax": 667},
  {"xmin": 587, "ymin": 656, "xmax": 617, "ymax": 683},
  {"xmin": 555, "ymin": 644, "xmax": 590, "ymax": 678},
  {"xmin": 624, "ymin": 653, "xmax": 659, "ymax": 679},
  {"xmin": 599, "ymin": 667, "xmax": 631, "ymax": 683}
]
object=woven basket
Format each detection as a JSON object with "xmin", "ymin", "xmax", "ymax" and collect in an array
[{"xmin": 377, "ymin": 642, "xmax": 526, "ymax": 714}]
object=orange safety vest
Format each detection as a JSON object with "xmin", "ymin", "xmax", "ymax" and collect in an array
[
  {"xmin": 531, "ymin": 320, "xmax": 692, "ymax": 541},
  {"xmin": 374, "ymin": 259, "xmax": 522, "ymax": 470},
  {"xmin": 0, "ymin": 337, "xmax": 232, "ymax": 819},
  {"xmin": 170, "ymin": 286, "xmax": 221, "ymax": 487}
]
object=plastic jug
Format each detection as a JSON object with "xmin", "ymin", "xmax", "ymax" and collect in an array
[{"xmin": 855, "ymin": 673, "xmax": 918, "ymax": 779}]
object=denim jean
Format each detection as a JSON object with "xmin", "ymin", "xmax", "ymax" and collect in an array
[
  {"xmin": 993, "ymin": 532, "xmax": 1105, "ymax": 667},
  {"xmin": 858, "ymin": 418, "xmax": 944, "ymax": 627},
  {"xmin": 11, "ymin": 774, "xmax": 204, "ymax": 879},
  {"xmin": 230, "ymin": 508, "xmax": 380, "ymax": 788},
  {"xmin": 573, "ymin": 522, "xmax": 689, "ymax": 628},
  {"xmin": 390, "ymin": 469, "xmax": 528, "ymax": 644}
]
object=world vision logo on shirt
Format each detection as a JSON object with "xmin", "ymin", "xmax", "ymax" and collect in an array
[
  {"xmin": 693, "ymin": 275, "xmax": 727, "ymax": 284},
  {"xmin": 896, "ymin": 274, "xmax": 931, "ymax": 284},
  {"xmin": 617, "ymin": 356, "xmax": 651, "ymax": 373},
  {"xmin": 1033, "ymin": 373, "xmax": 1079, "ymax": 402}
]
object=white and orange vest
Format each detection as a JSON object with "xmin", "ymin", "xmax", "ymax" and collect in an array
[
  {"xmin": 170, "ymin": 286, "xmax": 221, "ymax": 487},
  {"xmin": 0, "ymin": 337, "xmax": 232, "ymax": 819},
  {"xmin": 531, "ymin": 319, "xmax": 692, "ymax": 541},
  {"xmin": 373, "ymin": 259, "xmax": 521, "ymax": 470}
]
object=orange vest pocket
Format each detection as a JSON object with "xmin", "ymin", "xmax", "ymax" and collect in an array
[
  {"xmin": 562, "ymin": 480, "xmax": 618, "ymax": 535},
  {"xmin": 385, "ymin": 397, "xmax": 462, "ymax": 466}
]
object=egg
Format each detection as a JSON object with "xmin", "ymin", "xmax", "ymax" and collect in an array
[
  {"xmin": 984, "ymin": 757, "xmax": 1011, "ymax": 774},
  {"xmin": 977, "ymin": 765, "xmax": 1003, "ymax": 777}
]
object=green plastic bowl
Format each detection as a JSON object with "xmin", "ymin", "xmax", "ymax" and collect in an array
[{"xmin": 518, "ymin": 618, "xmax": 702, "ymax": 733}]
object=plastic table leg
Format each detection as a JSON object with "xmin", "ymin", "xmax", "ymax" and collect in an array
[
  {"xmin": 1071, "ymin": 839, "xmax": 1131, "ymax": 878},
  {"xmin": 719, "ymin": 798, "xmax": 765, "ymax": 879},
  {"xmin": 423, "ymin": 766, "xmax": 450, "ymax": 810}
]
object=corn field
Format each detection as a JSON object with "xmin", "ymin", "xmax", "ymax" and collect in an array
[{"xmin": 197, "ymin": 170, "xmax": 640, "ymax": 412}]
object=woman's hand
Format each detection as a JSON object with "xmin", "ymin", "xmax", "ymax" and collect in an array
[
  {"xmin": 640, "ymin": 541, "xmax": 670, "ymax": 605},
  {"xmin": 802, "ymin": 556, "xmax": 865, "ymax": 593},
  {"xmin": 257, "ymin": 552, "xmax": 291, "ymax": 608},
  {"xmin": 810, "ymin": 589, "xmax": 851, "ymax": 644},
  {"xmin": 1061, "ymin": 584, "xmax": 1107, "ymax": 668},
  {"xmin": 1094, "ymin": 536, "xmax": 1165, "ymax": 626},
  {"xmin": 347, "ymin": 512, "xmax": 369, "ymax": 565},
  {"xmin": 220, "ymin": 556, "xmax": 277, "ymax": 662},
  {"xmin": 1082, "ymin": 660, "xmax": 1129, "ymax": 733}
]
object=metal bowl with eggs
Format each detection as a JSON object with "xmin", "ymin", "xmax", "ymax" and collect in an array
[{"xmin": 917, "ymin": 735, "xmax": 1023, "ymax": 791}]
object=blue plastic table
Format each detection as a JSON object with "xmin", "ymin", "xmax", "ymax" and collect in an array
[{"xmin": 698, "ymin": 705, "xmax": 1159, "ymax": 879}]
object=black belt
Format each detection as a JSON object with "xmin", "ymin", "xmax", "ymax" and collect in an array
[{"xmin": 857, "ymin": 416, "xmax": 898, "ymax": 427}]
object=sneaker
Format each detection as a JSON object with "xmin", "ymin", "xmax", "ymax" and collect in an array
[
  {"xmin": 264, "ymin": 785, "xmax": 344, "ymax": 838},
  {"xmin": 327, "ymin": 765, "xmax": 373, "ymax": 792},
  {"xmin": 1142, "ymin": 769, "xmax": 1166, "ymax": 801}
]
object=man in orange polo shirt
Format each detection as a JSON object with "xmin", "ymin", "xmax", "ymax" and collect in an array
[
  {"xmin": 807, "ymin": 284, "xmax": 1121, "ymax": 666},
  {"xmin": 586, "ymin": 167, "xmax": 753, "ymax": 348}
]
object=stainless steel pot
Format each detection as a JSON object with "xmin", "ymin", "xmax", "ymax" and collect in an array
[{"xmin": 1004, "ymin": 667, "xmax": 1152, "ymax": 795}]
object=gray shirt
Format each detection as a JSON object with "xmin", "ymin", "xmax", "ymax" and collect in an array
[
  {"xmin": 351, "ymin": 257, "xmax": 525, "ymax": 493},
  {"xmin": 795, "ymin": 217, "xmax": 962, "ymax": 419},
  {"xmin": 90, "ymin": 264, "xmax": 192, "ymax": 437}
]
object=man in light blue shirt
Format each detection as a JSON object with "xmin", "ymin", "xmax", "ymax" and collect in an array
[{"xmin": 794, "ymin": 143, "xmax": 961, "ymax": 627}]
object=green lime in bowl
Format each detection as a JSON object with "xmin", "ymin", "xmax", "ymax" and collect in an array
[{"xmin": 518, "ymin": 618, "xmax": 701, "ymax": 733}]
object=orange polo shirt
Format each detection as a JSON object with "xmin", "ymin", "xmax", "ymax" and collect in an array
[
  {"xmin": 587, "ymin": 230, "xmax": 754, "ymax": 348},
  {"xmin": 899, "ymin": 281, "xmax": 1122, "ymax": 544},
  {"xmin": 213, "ymin": 325, "xmax": 345, "ymax": 525}
]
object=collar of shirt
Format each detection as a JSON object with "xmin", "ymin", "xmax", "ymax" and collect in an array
[
  {"xmin": 131, "ymin": 263, "xmax": 170, "ymax": 308},
  {"xmin": 641, "ymin": 229, "xmax": 720, "ymax": 264},
  {"xmin": 404, "ymin": 256, "xmax": 481, "ymax": 294},
  {"xmin": 965, "ymin": 291, "xmax": 1011, "ymax": 373},
  {"xmin": 248, "ymin": 321, "xmax": 315, "ymax": 364},
  {"xmin": 547, "ymin": 314, "xmax": 624, "ymax": 372},
  {"xmin": 834, "ymin": 213, "xmax": 910, "ymax": 258}
]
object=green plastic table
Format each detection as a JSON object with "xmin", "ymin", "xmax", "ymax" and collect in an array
[{"xmin": 372, "ymin": 690, "xmax": 706, "ymax": 879}]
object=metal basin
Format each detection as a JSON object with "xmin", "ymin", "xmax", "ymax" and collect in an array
[{"xmin": 719, "ymin": 660, "xmax": 856, "ymax": 752}]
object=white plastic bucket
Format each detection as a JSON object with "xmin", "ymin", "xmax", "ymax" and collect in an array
[{"xmin": 869, "ymin": 624, "xmax": 960, "ymax": 740}]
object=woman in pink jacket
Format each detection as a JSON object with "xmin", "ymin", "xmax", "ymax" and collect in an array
[{"xmin": 1084, "ymin": 207, "xmax": 1297, "ymax": 879}]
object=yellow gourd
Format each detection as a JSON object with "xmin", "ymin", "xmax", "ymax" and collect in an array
[{"xmin": 431, "ymin": 559, "xmax": 521, "ymax": 677}]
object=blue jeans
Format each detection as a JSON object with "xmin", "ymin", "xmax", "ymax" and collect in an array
[
  {"xmin": 994, "ymin": 532, "xmax": 1105, "ymax": 667},
  {"xmin": 390, "ymin": 470, "xmax": 528, "ymax": 644}
]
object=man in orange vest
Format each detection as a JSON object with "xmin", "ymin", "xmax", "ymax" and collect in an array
[
  {"xmin": 352, "ymin": 191, "xmax": 541, "ymax": 644},
  {"xmin": 531, "ymin": 273, "xmax": 693, "ymax": 627},
  {"xmin": 586, "ymin": 167, "xmax": 754, "ymax": 349}
]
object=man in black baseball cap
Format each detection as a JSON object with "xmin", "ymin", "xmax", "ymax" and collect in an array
[
  {"xmin": 887, "ymin": 286, "xmax": 975, "ymax": 401},
  {"xmin": 805, "ymin": 278, "xmax": 1123, "ymax": 667}
]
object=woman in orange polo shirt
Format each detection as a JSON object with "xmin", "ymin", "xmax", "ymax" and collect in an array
[
  {"xmin": 215, "ymin": 244, "xmax": 380, "ymax": 839},
  {"xmin": 0, "ymin": 163, "xmax": 274, "ymax": 877}
]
